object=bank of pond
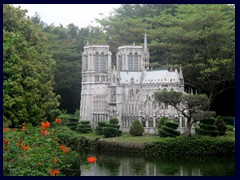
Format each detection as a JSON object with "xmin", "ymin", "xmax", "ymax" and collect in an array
[
  {"xmin": 58, "ymin": 126, "xmax": 235, "ymax": 176},
  {"xmin": 57, "ymin": 126, "xmax": 235, "ymax": 157}
]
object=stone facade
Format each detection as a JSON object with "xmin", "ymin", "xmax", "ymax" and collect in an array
[{"xmin": 80, "ymin": 31, "xmax": 191, "ymax": 134}]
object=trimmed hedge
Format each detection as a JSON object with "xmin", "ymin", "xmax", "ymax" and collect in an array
[
  {"xmin": 55, "ymin": 126, "xmax": 235, "ymax": 157},
  {"xmin": 144, "ymin": 136, "xmax": 235, "ymax": 157},
  {"xmin": 102, "ymin": 127, "xmax": 122, "ymax": 138},
  {"xmin": 196, "ymin": 117, "xmax": 218, "ymax": 137},
  {"xmin": 65, "ymin": 122, "xmax": 79, "ymax": 131},
  {"xmin": 109, "ymin": 117, "xmax": 119, "ymax": 124},
  {"xmin": 164, "ymin": 121, "xmax": 179, "ymax": 129},
  {"xmin": 96, "ymin": 121, "xmax": 108, "ymax": 135},
  {"xmin": 162, "ymin": 126, "xmax": 180, "ymax": 136},
  {"xmin": 76, "ymin": 121, "xmax": 92, "ymax": 133},
  {"xmin": 158, "ymin": 118, "xmax": 179, "ymax": 138}
]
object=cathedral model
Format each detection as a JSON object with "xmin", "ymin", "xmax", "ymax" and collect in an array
[{"xmin": 80, "ymin": 31, "xmax": 189, "ymax": 134}]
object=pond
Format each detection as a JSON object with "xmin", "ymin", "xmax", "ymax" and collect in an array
[{"xmin": 65, "ymin": 151, "xmax": 235, "ymax": 176}]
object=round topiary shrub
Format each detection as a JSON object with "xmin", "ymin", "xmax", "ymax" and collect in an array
[
  {"xmin": 130, "ymin": 120, "xmax": 144, "ymax": 136},
  {"xmin": 109, "ymin": 117, "xmax": 119, "ymax": 125},
  {"xmin": 158, "ymin": 118, "xmax": 180, "ymax": 138},
  {"xmin": 214, "ymin": 116, "xmax": 226, "ymax": 135}
]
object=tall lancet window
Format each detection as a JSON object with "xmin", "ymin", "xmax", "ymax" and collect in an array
[
  {"xmin": 128, "ymin": 53, "xmax": 133, "ymax": 70},
  {"xmin": 95, "ymin": 52, "xmax": 107, "ymax": 72},
  {"xmin": 119, "ymin": 56, "xmax": 122, "ymax": 70},
  {"xmin": 95, "ymin": 52, "xmax": 100, "ymax": 72},
  {"xmin": 133, "ymin": 53, "xmax": 138, "ymax": 70},
  {"xmin": 100, "ymin": 52, "xmax": 105, "ymax": 71}
]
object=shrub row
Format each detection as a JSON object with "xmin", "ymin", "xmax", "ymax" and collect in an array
[
  {"xmin": 55, "ymin": 126, "xmax": 235, "ymax": 157},
  {"xmin": 144, "ymin": 136, "xmax": 235, "ymax": 157}
]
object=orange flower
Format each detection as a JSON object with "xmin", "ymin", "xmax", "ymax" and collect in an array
[
  {"xmin": 4, "ymin": 139, "xmax": 10, "ymax": 145},
  {"xmin": 50, "ymin": 170, "xmax": 59, "ymax": 176},
  {"xmin": 87, "ymin": 157, "xmax": 97, "ymax": 164},
  {"xmin": 41, "ymin": 121, "xmax": 50, "ymax": 129},
  {"xmin": 41, "ymin": 129, "xmax": 48, "ymax": 136},
  {"xmin": 59, "ymin": 145, "xmax": 70, "ymax": 154},
  {"xmin": 55, "ymin": 118, "xmax": 61, "ymax": 125},
  {"xmin": 53, "ymin": 157, "xmax": 57, "ymax": 163},
  {"xmin": 13, "ymin": 128, "xmax": 17, "ymax": 132},
  {"xmin": 21, "ymin": 145, "xmax": 30, "ymax": 151},
  {"xmin": 3, "ymin": 128, "xmax": 10, "ymax": 132},
  {"xmin": 4, "ymin": 146, "xmax": 9, "ymax": 151},
  {"xmin": 17, "ymin": 139, "xmax": 23, "ymax": 147}
]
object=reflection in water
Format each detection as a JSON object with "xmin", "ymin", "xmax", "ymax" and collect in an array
[{"xmin": 72, "ymin": 151, "xmax": 235, "ymax": 176}]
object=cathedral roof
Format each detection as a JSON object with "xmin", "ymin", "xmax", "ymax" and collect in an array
[{"xmin": 120, "ymin": 70, "xmax": 180, "ymax": 84}]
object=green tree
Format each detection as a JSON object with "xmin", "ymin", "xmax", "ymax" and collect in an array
[
  {"xmin": 97, "ymin": 4, "xmax": 235, "ymax": 108},
  {"xmin": 3, "ymin": 5, "xmax": 60, "ymax": 127},
  {"xmin": 130, "ymin": 120, "xmax": 144, "ymax": 136},
  {"xmin": 155, "ymin": 91, "xmax": 215, "ymax": 136}
]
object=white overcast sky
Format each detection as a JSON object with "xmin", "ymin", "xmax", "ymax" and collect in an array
[{"xmin": 12, "ymin": 4, "xmax": 121, "ymax": 28}]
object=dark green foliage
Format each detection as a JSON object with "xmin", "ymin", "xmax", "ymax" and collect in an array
[
  {"xmin": 196, "ymin": 117, "xmax": 218, "ymax": 137},
  {"xmin": 106, "ymin": 124, "xmax": 120, "ymax": 129},
  {"xmin": 214, "ymin": 116, "xmax": 226, "ymax": 135},
  {"xmin": 226, "ymin": 125, "xmax": 234, "ymax": 132},
  {"xmin": 130, "ymin": 120, "xmax": 144, "ymax": 136},
  {"xmin": 76, "ymin": 120, "xmax": 92, "ymax": 133},
  {"xmin": 158, "ymin": 118, "xmax": 180, "ymax": 138},
  {"xmin": 222, "ymin": 116, "xmax": 235, "ymax": 126},
  {"xmin": 102, "ymin": 127, "xmax": 122, "ymax": 138},
  {"xmin": 96, "ymin": 121, "xmax": 108, "ymax": 135},
  {"xmin": 3, "ymin": 5, "xmax": 60, "ymax": 127},
  {"xmin": 157, "ymin": 117, "xmax": 168, "ymax": 129},
  {"xmin": 98, "ymin": 121, "xmax": 109, "ymax": 127},
  {"xmin": 164, "ymin": 121, "xmax": 179, "ymax": 129},
  {"xmin": 95, "ymin": 121, "xmax": 121, "ymax": 137},
  {"xmin": 162, "ymin": 126, "xmax": 180, "ymax": 137},
  {"xmin": 80, "ymin": 121, "xmax": 91, "ymax": 125},
  {"xmin": 109, "ymin": 117, "xmax": 119, "ymax": 125},
  {"xmin": 65, "ymin": 122, "xmax": 79, "ymax": 131},
  {"xmin": 144, "ymin": 136, "xmax": 235, "ymax": 157}
]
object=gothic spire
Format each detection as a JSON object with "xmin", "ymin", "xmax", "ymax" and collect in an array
[
  {"xmin": 179, "ymin": 64, "xmax": 183, "ymax": 79},
  {"xmin": 143, "ymin": 29, "xmax": 149, "ymax": 70},
  {"xmin": 144, "ymin": 29, "xmax": 148, "ymax": 55}
]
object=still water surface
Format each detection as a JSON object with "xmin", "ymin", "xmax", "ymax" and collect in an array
[{"xmin": 66, "ymin": 151, "xmax": 235, "ymax": 176}]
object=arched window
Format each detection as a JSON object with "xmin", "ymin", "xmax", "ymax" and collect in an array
[
  {"xmin": 95, "ymin": 52, "xmax": 100, "ymax": 71},
  {"xmin": 95, "ymin": 52, "xmax": 107, "ymax": 72},
  {"xmin": 119, "ymin": 56, "xmax": 122, "ymax": 70},
  {"xmin": 133, "ymin": 53, "xmax": 138, "ymax": 70},
  {"xmin": 128, "ymin": 53, "xmax": 133, "ymax": 70},
  {"xmin": 100, "ymin": 52, "xmax": 105, "ymax": 71}
]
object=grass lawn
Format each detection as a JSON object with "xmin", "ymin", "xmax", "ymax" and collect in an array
[{"xmin": 77, "ymin": 130, "xmax": 235, "ymax": 143}]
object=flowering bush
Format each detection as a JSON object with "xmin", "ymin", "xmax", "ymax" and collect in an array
[{"xmin": 3, "ymin": 119, "xmax": 97, "ymax": 176}]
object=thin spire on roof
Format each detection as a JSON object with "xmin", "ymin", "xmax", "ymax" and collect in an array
[
  {"xmin": 144, "ymin": 29, "xmax": 148, "ymax": 55},
  {"xmin": 179, "ymin": 65, "xmax": 183, "ymax": 79}
]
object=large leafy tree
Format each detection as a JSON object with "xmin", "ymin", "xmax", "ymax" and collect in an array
[
  {"xmin": 97, "ymin": 4, "xmax": 235, "ymax": 109},
  {"xmin": 3, "ymin": 5, "xmax": 60, "ymax": 127},
  {"xmin": 155, "ymin": 91, "xmax": 215, "ymax": 136}
]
